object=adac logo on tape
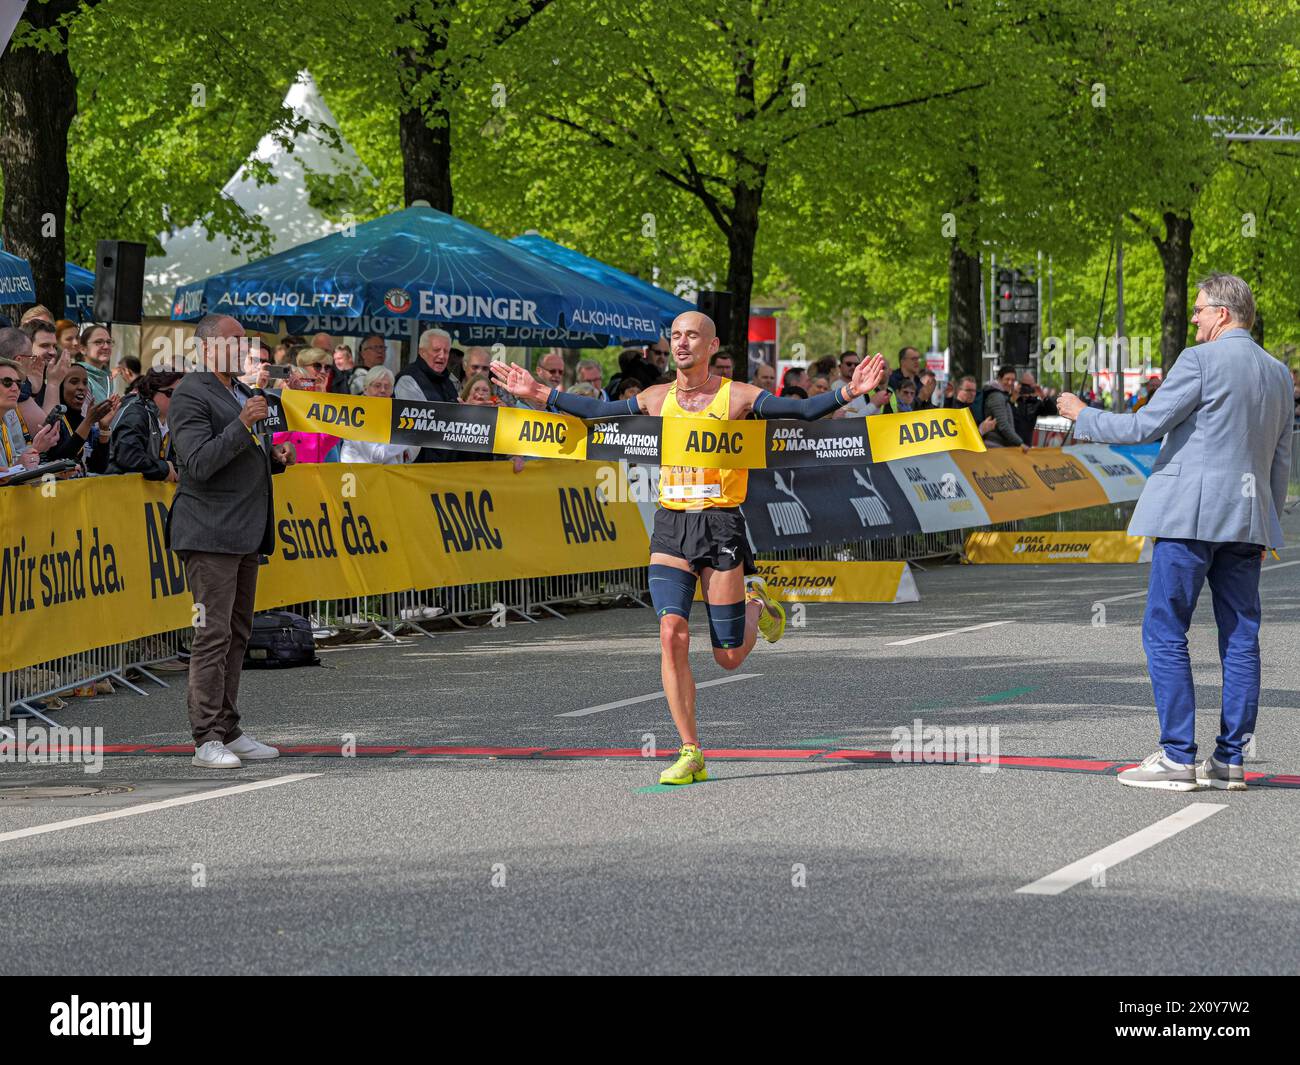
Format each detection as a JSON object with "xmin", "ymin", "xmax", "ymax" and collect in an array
[
  {"xmin": 518, "ymin": 420, "xmax": 567, "ymax": 444},
  {"xmin": 281, "ymin": 389, "xmax": 388, "ymax": 442},
  {"xmin": 684, "ymin": 428, "xmax": 745, "ymax": 454},
  {"xmin": 867, "ymin": 407, "xmax": 985, "ymax": 462},
  {"xmin": 897, "ymin": 414, "xmax": 962, "ymax": 444},
  {"xmin": 304, "ymin": 401, "xmax": 365, "ymax": 427},
  {"xmin": 494, "ymin": 407, "xmax": 585, "ymax": 458}
]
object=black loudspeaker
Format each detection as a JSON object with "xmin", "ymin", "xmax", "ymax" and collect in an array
[
  {"xmin": 93, "ymin": 240, "xmax": 147, "ymax": 323},
  {"xmin": 1000, "ymin": 322, "xmax": 1033, "ymax": 363},
  {"xmin": 697, "ymin": 289, "xmax": 733, "ymax": 346}
]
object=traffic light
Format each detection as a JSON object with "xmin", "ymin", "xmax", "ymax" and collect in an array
[{"xmin": 996, "ymin": 267, "xmax": 1038, "ymax": 361}]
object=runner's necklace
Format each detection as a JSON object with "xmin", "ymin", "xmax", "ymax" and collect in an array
[{"xmin": 675, "ymin": 373, "xmax": 713, "ymax": 394}]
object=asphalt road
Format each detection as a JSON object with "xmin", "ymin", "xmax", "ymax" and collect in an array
[{"xmin": 3, "ymin": 518, "xmax": 1299, "ymax": 975}]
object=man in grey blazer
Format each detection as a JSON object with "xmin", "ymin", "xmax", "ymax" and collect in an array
[
  {"xmin": 167, "ymin": 315, "xmax": 296, "ymax": 768},
  {"xmin": 1059, "ymin": 273, "xmax": 1291, "ymax": 792}
]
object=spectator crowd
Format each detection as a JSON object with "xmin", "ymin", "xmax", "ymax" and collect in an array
[{"xmin": 3, "ymin": 300, "xmax": 1200, "ymax": 490}]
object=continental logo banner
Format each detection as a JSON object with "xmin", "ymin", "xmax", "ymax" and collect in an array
[
  {"xmin": 950, "ymin": 448, "xmax": 1107, "ymax": 523},
  {"xmin": 694, "ymin": 561, "xmax": 919, "ymax": 603},
  {"xmin": 0, "ymin": 463, "xmax": 648, "ymax": 672},
  {"xmin": 276, "ymin": 390, "xmax": 985, "ymax": 468},
  {"xmin": 964, "ymin": 531, "xmax": 1151, "ymax": 564}
]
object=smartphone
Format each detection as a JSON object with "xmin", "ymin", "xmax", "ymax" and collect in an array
[
  {"xmin": 44, "ymin": 404, "xmax": 67, "ymax": 428},
  {"xmin": 265, "ymin": 363, "xmax": 292, "ymax": 380}
]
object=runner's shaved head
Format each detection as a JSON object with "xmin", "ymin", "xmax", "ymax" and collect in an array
[{"xmin": 672, "ymin": 311, "xmax": 716, "ymax": 341}]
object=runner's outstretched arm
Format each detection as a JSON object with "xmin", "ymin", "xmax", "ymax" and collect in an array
[
  {"xmin": 546, "ymin": 390, "xmax": 640, "ymax": 418},
  {"xmin": 489, "ymin": 361, "xmax": 643, "ymax": 417},
  {"xmin": 748, "ymin": 352, "xmax": 887, "ymax": 420}
]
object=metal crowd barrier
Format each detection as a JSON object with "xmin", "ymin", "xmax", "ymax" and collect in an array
[{"xmin": 0, "ymin": 567, "xmax": 651, "ymax": 721}]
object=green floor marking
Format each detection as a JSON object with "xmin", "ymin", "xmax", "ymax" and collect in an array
[{"xmin": 973, "ymin": 686, "xmax": 1037, "ymax": 703}]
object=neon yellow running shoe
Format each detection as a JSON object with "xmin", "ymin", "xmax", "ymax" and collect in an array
[
  {"xmin": 659, "ymin": 743, "xmax": 708, "ymax": 785},
  {"xmin": 746, "ymin": 577, "xmax": 786, "ymax": 643}
]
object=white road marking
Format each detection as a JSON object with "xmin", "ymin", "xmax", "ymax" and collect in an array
[
  {"xmin": 1016, "ymin": 802, "xmax": 1227, "ymax": 896},
  {"xmin": 0, "ymin": 774, "xmax": 321, "ymax": 844},
  {"xmin": 887, "ymin": 621, "xmax": 1013, "ymax": 646},
  {"xmin": 1093, "ymin": 558, "xmax": 1298, "ymax": 606},
  {"xmin": 1095, "ymin": 589, "xmax": 1149, "ymax": 604},
  {"xmin": 558, "ymin": 674, "xmax": 760, "ymax": 717}
]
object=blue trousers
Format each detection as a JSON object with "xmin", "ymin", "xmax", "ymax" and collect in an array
[{"xmin": 1142, "ymin": 538, "xmax": 1262, "ymax": 766}]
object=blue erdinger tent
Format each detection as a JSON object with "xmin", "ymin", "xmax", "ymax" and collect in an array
[
  {"xmin": 509, "ymin": 232, "xmax": 691, "ymax": 334},
  {"xmin": 172, "ymin": 205, "xmax": 665, "ymax": 346}
]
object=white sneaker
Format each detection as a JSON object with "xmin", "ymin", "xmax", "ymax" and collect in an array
[
  {"xmin": 225, "ymin": 733, "xmax": 280, "ymax": 760},
  {"xmin": 193, "ymin": 740, "xmax": 242, "ymax": 768},
  {"xmin": 421, "ymin": 606, "xmax": 445, "ymax": 619}
]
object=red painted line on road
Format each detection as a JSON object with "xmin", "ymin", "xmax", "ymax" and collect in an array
[
  {"xmin": 826, "ymin": 750, "xmax": 1122, "ymax": 772},
  {"xmin": 403, "ymin": 746, "xmax": 545, "ymax": 757},
  {"xmin": 705, "ymin": 748, "xmax": 821, "ymax": 760},
  {"xmin": 66, "ymin": 743, "xmax": 1300, "ymax": 789},
  {"xmin": 277, "ymin": 745, "xmax": 408, "ymax": 755},
  {"xmin": 822, "ymin": 749, "xmax": 896, "ymax": 762},
  {"xmin": 976, "ymin": 755, "xmax": 1122, "ymax": 772},
  {"xmin": 539, "ymin": 748, "xmax": 648, "ymax": 758}
]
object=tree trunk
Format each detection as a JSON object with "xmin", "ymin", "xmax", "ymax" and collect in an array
[
  {"xmin": 853, "ymin": 314, "xmax": 869, "ymax": 357},
  {"xmin": 1156, "ymin": 211, "xmax": 1193, "ymax": 372},
  {"xmin": 395, "ymin": 14, "xmax": 452, "ymax": 213},
  {"xmin": 0, "ymin": 2, "xmax": 82, "ymax": 317},
  {"xmin": 947, "ymin": 240, "xmax": 982, "ymax": 379},
  {"xmin": 725, "ymin": 180, "xmax": 762, "ymax": 382}
]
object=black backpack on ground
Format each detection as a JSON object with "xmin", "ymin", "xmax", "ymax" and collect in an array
[{"xmin": 244, "ymin": 610, "xmax": 320, "ymax": 668}]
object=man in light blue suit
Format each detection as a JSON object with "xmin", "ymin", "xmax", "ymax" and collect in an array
[{"xmin": 1059, "ymin": 273, "xmax": 1292, "ymax": 792}]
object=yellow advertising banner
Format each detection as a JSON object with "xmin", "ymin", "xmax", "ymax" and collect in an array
[
  {"xmin": 660, "ymin": 417, "xmax": 768, "ymax": 469},
  {"xmin": 0, "ymin": 462, "xmax": 648, "ymax": 672},
  {"xmin": 279, "ymin": 389, "xmax": 986, "ymax": 468},
  {"xmin": 277, "ymin": 390, "xmax": 390, "ymax": 443},
  {"xmin": 491, "ymin": 406, "xmax": 587, "ymax": 460},
  {"xmin": 693, "ymin": 561, "xmax": 918, "ymax": 603},
  {"xmin": 0, "ymin": 477, "xmax": 193, "ymax": 671},
  {"xmin": 964, "ymin": 531, "xmax": 1150, "ymax": 564},
  {"xmin": 866, "ymin": 407, "xmax": 987, "ymax": 462},
  {"xmin": 950, "ymin": 447, "xmax": 1107, "ymax": 523}
]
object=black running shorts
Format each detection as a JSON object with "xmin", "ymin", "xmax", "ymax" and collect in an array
[{"xmin": 650, "ymin": 507, "xmax": 757, "ymax": 574}]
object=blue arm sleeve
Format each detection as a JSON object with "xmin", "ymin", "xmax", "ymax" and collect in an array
[
  {"xmin": 546, "ymin": 388, "xmax": 640, "ymax": 419},
  {"xmin": 751, "ymin": 387, "xmax": 851, "ymax": 421}
]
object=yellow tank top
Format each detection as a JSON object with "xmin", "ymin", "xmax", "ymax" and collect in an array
[{"xmin": 658, "ymin": 378, "xmax": 749, "ymax": 510}]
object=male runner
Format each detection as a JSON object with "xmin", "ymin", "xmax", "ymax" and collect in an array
[{"xmin": 492, "ymin": 312, "xmax": 886, "ymax": 783}]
